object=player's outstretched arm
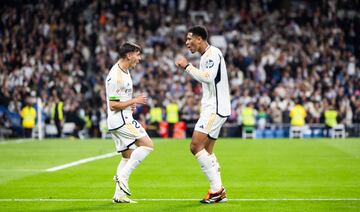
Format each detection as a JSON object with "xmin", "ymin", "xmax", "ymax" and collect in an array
[
  {"xmin": 109, "ymin": 94, "xmax": 147, "ymax": 111},
  {"xmin": 184, "ymin": 64, "xmax": 215, "ymax": 83},
  {"xmin": 175, "ymin": 56, "xmax": 218, "ymax": 83}
]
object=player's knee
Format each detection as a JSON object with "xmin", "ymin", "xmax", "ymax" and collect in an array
[
  {"xmin": 146, "ymin": 141, "xmax": 154, "ymax": 150},
  {"xmin": 146, "ymin": 138, "xmax": 154, "ymax": 149},
  {"xmin": 141, "ymin": 142, "xmax": 154, "ymax": 151},
  {"xmin": 121, "ymin": 149, "xmax": 133, "ymax": 158},
  {"xmin": 190, "ymin": 142, "xmax": 202, "ymax": 155},
  {"xmin": 136, "ymin": 137, "xmax": 154, "ymax": 150},
  {"xmin": 139, "ymin": 145, "xmax": 154, "ymax": 153}
]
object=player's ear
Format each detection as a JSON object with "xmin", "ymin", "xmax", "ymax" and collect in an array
[{"xmin": 126, "ymin": 52, "xmax": 132, "ymax": 60}]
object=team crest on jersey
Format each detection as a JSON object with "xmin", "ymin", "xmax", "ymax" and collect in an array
[{"xmin": 205, "ymin": 59, "xmax": 214, "ymax": 68}]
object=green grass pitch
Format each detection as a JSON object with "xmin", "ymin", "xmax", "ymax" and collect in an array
[{"xmin": 0, "ymin": 138, "xmax": 359, "ymax": 211}]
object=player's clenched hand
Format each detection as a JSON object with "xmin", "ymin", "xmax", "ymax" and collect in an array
[
  {"xmin": 175, "ymin": 56, "xmax": 189, "ymax": 69},
  {"xmin": 133, "ymin": 94, "xmax": 147, "ymax": 105}
]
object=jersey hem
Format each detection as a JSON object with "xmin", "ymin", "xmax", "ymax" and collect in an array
[{"xmin": 116, "ymin": 139, "xmax": 137, "ymax": 152}]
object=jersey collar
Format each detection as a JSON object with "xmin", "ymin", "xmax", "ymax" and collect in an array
[
  {"xmin": 117, "ymin": 63, "xmax": 129, "ymax": 74},
  {"xmin": 201, "ymin": 45, "xmax": 211, "ymax": 56}
]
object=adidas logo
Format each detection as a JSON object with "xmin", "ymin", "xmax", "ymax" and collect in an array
[{"xmin": 199, "ymin": 125, "xmax": 204, "ymax": 129}]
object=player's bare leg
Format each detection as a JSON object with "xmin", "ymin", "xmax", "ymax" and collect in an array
[
  {"xmin": 122, "ymin": 149, "xmax": 133, "ymax": 158},
  {"xmin": 204, "ymin": 139, "xmax": 215, "ymax": 154},
  {"xmin": 190, "ymin": 131, "xmax": 208, "ymax": 155},
  {"xmin": 135, "ymin": 136, "xmax": 154, "ymax": 149}
]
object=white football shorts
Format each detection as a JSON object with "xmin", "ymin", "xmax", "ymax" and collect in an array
[
  {"xmin": 110, "ymin": 119, "xmax": 149, "ymax": 152},
  {"xmin": 194, "ymin": 111, "xmax": 227, "ymax": 140}
]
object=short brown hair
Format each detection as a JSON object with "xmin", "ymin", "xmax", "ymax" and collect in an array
[{"xmin": 119, "ymin": 42, "xmax": 142, "ymax": 58}]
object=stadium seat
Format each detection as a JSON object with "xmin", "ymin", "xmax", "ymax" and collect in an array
[
  {"xmin": 289, "ymin": 126, "xmax": 304, "ymax": 138},
  {"xmin": 331, "ymin": 124, "xmax": 346, "ymax": 139},
  {"xmin": 31, "ymin": 125, "xmax": 45, "ymax": 139},
  {"xmin": 242, "ymin": 126, "xmax": 256, "ymax": 139},
  {"xmin": 0, "ymin": 128, "xmax": 12, "ymax": 139},
  {"xmin": 45, "ymin": 124, "xmax": 58, "ymax": 137},
  {"xmin": 62, "ymin": 122, "xmax": 75, "ymax": 137}
]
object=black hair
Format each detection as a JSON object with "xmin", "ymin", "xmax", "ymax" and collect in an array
[
  {"xmin": 119, "ymin": 42, "xmax": 142, "ymax": 58},
  {"xmin": 188, "ymin": 25, "xmax": 208, "ymax": 40}
]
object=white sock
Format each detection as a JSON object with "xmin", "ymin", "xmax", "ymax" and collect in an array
[
  {"xmin": 196, "ymin": 149, "xmax": 222, "ymax": 193},
  {"xmin": 210, "ymin": 153, "xmax": 222, "ymax": 185},
  {"xmin": 116, "ymin": 157, "xmax": 129, "ymax": 176},
  {"xmin": 114, "ymin": 157, "xmax": 128, "ymax": 196},
  {"xmin": 119, "ymin": 146, "xmax": 153, "ymax": 180}
]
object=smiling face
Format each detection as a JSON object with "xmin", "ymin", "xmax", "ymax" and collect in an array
[
  {"xmin": 128, "ymin": 51, "xmax": 142, "ymax": 68},
  {"xmin": 185, "ymin": 32, "xmax": 201, "ymax": 54}
]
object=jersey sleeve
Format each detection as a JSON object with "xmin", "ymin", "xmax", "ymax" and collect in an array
[
  {"xmin": 185, "ymin": 52, "xmax": 221, "ymax": 83},
  {"xmin": 106, "ymin": 77, "xmax": 123, "ymax": 101}
]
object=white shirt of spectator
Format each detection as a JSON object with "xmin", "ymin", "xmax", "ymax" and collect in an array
[{"xmin": 105, "ymin": 63, "xmax": 133, "ymax": 130}]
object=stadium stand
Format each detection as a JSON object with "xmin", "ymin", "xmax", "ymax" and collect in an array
[{"xmin": 0, "ymin": 0, "xmax": 359, "ymax": 138}]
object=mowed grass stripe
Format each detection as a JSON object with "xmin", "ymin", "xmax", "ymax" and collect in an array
[
  {"xmin": 0, "ymin": 138, "xmax": 359, "ymax": 211},
  {"xmin": 1, "ymin": 198, "xmax": 360, "ymax": 202}
]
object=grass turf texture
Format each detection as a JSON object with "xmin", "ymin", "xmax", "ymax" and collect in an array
[{"xmin": 0, "ymin": 138, "xmax": 359, "ymax": 211}]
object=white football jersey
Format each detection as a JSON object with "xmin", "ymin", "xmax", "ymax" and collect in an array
[
  {"xmin": 105, "ymin": 63, "xmax": 133, "ymax": 131},
  {"xmin": 193, "ymin": 45, "xmax": 231, "ymax": 117}
]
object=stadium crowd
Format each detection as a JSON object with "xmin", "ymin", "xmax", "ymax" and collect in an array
[{"xmin": 0, "ymin": 0, "xmax": 359, "ymax": 138}]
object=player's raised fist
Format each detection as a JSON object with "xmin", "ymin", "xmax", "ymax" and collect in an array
[{"xmin": 175, "ymin": 56, "xmax": 189, "ymax": 69}]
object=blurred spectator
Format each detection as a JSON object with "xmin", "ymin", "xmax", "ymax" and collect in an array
[
  {"xmin": 289, "ymin": 99, "xmax": 307, "ymax": 127},
  {"xmin": 20, "ymin": 97, "xmax": 36, "ymax": 138},
  {"xmin": 0, "ymin": 0, "xmax": 359, "ymax": 138},
  {"xmin": 241, "ymin": 102, "xmax": 256, "ymax": 134},
  {"xmin": 166, "ymin": 98, "xmax": 179, "ymax": 138},
  {"xmin": 256, "ymin": 105, "xmax": 268, "ymax": 130},
  {"xmin": 149, "ymin": 99, "xmax": 163, "ymax": 137},
  {"xmin": 324, "ymin": 103, "xmax": 338, "ymax": 137},
  {"xmin": 50, "ymin": 93, "xmax": 64, "ymax": 138}
]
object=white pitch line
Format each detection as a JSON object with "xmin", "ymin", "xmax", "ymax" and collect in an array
[
  {"xmin": 0, "ymin": 139, "xmax": 34, "ymax": 145},
  {"xmin": 0, "ymin": 198, "xmax": 359, "ymax": 202},
  {"xmin": 46, "ymin": 152, "xmax": 118, "ymax": 172}
]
